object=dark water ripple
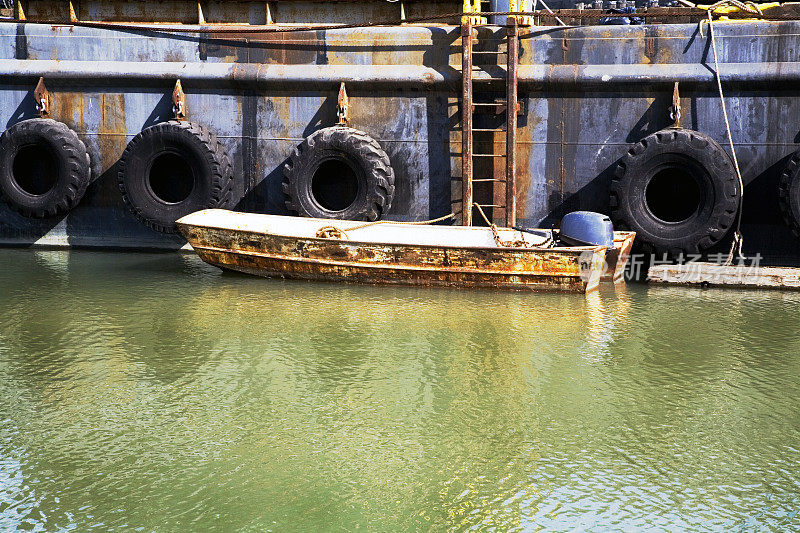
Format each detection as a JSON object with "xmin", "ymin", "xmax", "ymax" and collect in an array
[{"xmin": 0, "ymin": 249, "xmax": 799, "ymax": 531}]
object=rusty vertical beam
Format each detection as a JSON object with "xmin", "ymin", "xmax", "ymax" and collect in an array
[
  {"xmin": 461, "ymin": 20, "xmax": 473, "ymax": 226},
  {"xmin": 506, "ymin": 17, "xmax": 518, "ymax": 228}
]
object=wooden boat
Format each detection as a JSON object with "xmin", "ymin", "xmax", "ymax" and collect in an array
[{"xmin": 176, "ymin": 210, "xmax": 632, "ymax": 293}]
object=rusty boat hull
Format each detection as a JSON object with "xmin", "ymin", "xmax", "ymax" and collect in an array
[
  {"xmin": 176, "ymin": 210, "xmax": 609, "ymax": 293},
  {"xmin": 604, "ymin": 231, "xmax": 636, "ymax": 282}
]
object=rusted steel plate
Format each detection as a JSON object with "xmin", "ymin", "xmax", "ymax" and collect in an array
[
  {"xmin": 0, "ymin": 18, "xmax": 799, "ymax": 264},
  {"xmin": 20, "ymin": 0, "xmax": 459, "ymax": 25},
  {"xmin": 177, "ymin": 221, "xmax": 606, "ymax": 293},
  {"xmin": 602, "ymin": 231, "xmax": 636, "ymax": 282}
]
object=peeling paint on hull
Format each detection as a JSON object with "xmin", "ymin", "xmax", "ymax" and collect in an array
[
  {"xmin": 176, "ymin": 216, "xmax": 607, "ymax": 293},
  {"xmin": 1, "ymin": 19, "xmax": 800, "ymax": 263}
]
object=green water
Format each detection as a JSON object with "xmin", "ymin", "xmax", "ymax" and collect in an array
[{"xmin": 0, "ymin": 249, "xmax": 799, "ymax": 532}]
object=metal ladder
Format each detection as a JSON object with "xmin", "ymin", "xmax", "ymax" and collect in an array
[{"xmin": 460, "ymin": 17, "xmax": 519, "ymax": 227}]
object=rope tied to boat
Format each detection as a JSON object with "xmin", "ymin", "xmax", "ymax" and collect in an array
[
  {"xmin": 314, "ymin": 206, "xmax": 552, "ymax": 249},
  {"xmin": 314, "ymin": 211, "xmax": 460, "ymax": 240},
  {"xmin": 699, "ymin": 4, "xmax": 749, "ymax": 265},
  {"xmin": 316, "ymin": 226, "xmax": 349, "ymax": 240}
]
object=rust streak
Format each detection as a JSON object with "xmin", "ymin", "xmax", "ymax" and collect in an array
[
  {"xmin": 97, "ymin": 93, "xmax": 127, "ymax": 175},
  {"xmin": 178, "ymin": 222, "xmax": 612, "ymax": 293}
]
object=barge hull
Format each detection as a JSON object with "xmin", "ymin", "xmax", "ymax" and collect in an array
[{"xmin": 1, "ymin": 17, "xmax": 800, "ymax": 262}]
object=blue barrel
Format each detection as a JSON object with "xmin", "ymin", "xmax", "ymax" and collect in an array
[{"xmin": 560, "ymin": 211, "xmax": 614, "ymax": 247}]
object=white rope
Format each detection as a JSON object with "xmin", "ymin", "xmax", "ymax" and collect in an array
[
  {"xmin": 537, "ymin": 0, "xmax": 567, "ymax": 26},
  {"xmin": 704, "ymin": 10, "xmax": 745, "ymax": 264}
]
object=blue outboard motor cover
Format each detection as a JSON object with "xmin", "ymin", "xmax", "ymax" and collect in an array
[{"xmin": 559, "ymin": 211, "xmax": 614, "ymax": 247}]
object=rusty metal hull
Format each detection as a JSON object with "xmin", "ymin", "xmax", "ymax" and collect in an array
[
  {"xmin": 0, "ymin": 15, "xmax": 800, "ymax": 263},
  {"xmin": 603, "ymin": 231, "xmax": 636, "ymax": 282},
  {"xmin": 176, "ymin": 211, "xmax": 607, "ymax": 293}
]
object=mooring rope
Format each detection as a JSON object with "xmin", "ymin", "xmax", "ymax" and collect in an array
[
  {"xmin": 314, "ymin": 204, "xmax": 553, "ymax": 249},
  {"xmin": 700, "ymin": 4, "xmax": 752, "ymax": 265},
  {"xmin": 314, "ymin": 211, "xmax": 459, "ymax": 240}
]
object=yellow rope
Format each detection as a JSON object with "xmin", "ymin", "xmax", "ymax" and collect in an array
[
  {"xmin": 701, "ymin": 0, "xmax": 763, "ymax": 15},
  {"xmin": 345, "ymin": 211, "xmax": 460, "ymax": 232},
  {"xmin": 313, "ymin": 205, "xmax": 552, "ymax": 249},
  {"xmin": 685, "ymin": 0, "xmax": 765, "ymax": 15},
  {"xmin": 314, "ymin": 211, "xmax": 460, "ymax": 240},
  {"xmin": 315, "ymin": 226, "xmax": 349, "ymax": 240}
]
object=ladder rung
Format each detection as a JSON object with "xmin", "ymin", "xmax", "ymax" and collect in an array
[
  {"xmin": 473, "ymin": 102, "xmax": 508, "ymax": 106},
  {"xmin": 472, "ymin": 51, "xmax": 507, "ymax": 55},
  {"xmin": 472, "ymin": 154, "xmax": 505, "ymax": 158},
  {"xmin": 475, "ymin": 204, "xmax": 506, "ymax": 209},
  {"xmin": 472, "ymin": 128, "xmax": 506, "ymax": 132},
  {"xmin": 472, "ymin": 179, "xmax": 507, "ymax": 183}
]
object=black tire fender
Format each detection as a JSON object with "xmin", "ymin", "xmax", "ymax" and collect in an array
[
  {"xmin": 610, "ymin": 128, "xmax": 740, "ymax": 256},
  {"xmin": 117, "ymin": 120, "xmax": 233, "ymax": 234},
  {"xmin": 778, "ymin": 151, "xmax": 800, "ymax": 239},
  {"xmin": 0, "ymin": 118, "xmax": 91, "ymax": 218},
  {"xmin": 282, "ymin": 126, "xmax": 395, "ymax": 221}
]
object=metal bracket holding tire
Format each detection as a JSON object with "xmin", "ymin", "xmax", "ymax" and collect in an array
[
  {"xmin": 778, "ymin": 151, "xmax": 800, "ymax": 240},
  {"xmin": 282, "ymin": 126, "xmax": 395, "ymax": 221},
  {"xmin": 117, "ymin": 120, "xmax": 233, "ymax": 234},
  {"xmin": 610, "ymin": 128, "xmax": 740, "ymax": 256},
  {"xmin": 0, "ymin": 118, "xmax": 91, "ymax": 218}
]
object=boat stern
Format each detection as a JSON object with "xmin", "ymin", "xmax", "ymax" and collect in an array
[
  {"xmin": 581, "ymin": 246, "xmax": 608, "ymax": 293},
  {"xmin": 602, "ymin": 231, "xmax": 636, "ymax": 282}
]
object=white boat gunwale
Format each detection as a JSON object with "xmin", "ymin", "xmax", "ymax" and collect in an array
[{"xmin": 177, "ymin": 209, "xmax": 605, "ymax": 254}]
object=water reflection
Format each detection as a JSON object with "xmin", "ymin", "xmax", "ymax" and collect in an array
[{"xmin": 0, "ymin": 250, "xmax": 798, "ymax": 531}]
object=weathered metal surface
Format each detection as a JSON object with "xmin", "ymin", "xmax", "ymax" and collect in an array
[
  {"xmin": 32, "ymin": 75, "xmax": 48, "ymax": 117},
  {"xmin": 176, "ymin": 211, "xmax": 607, "ymax": 292},
  {"xmin": 14, "ymin": 0, "xmax": 458, "ymax": 25},
  {"xmin": 172, "ymin": 79, "xmax": 186, "ymax": 120},
  {"xmin": 602, "ymin": 231, "xmax": 635, "ymax": 282},
  {"xmin": 505, "ymin": 16, "xmax": 517, "ymax": 227},
  {"xmin": 0, "ymin": 19, "xmax": 799, "ymax": 263},
  {"xmin": 336, "ymin": 81, "xmax": 348, "ymax": 126},
  {"xmin": 460, "ymin": 19, "xmax": 473, "ymax": 225},
  {"xmin": 10, "ymin": 58, "xmax": 800, "ymax": 86}
]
